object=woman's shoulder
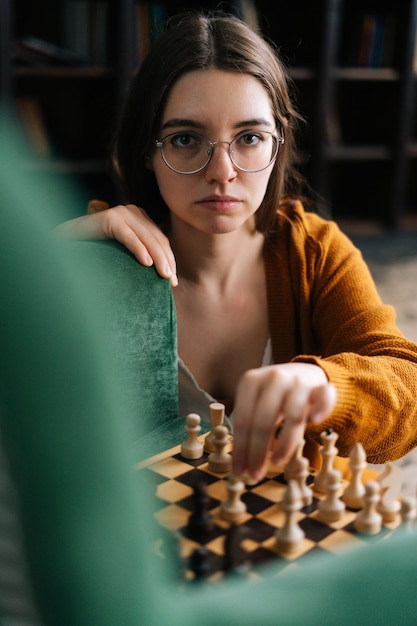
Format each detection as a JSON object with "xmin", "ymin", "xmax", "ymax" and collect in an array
[{"xmin": 268, "ymin": 197, "xmax": 356, "ymax": 263}]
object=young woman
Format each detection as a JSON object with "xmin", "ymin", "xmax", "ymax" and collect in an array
[{"xmin": 58, "ymin": 10, "xmax": 417, "ymax": 479}]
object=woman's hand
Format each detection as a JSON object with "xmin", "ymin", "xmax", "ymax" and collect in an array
[
  {"xmin": 56, "ymin": 203, "xmax": 178, "ymax": 286},
  {"xmin": 232, "ymin": 362, "xmax": 337, "ymax": 480}
]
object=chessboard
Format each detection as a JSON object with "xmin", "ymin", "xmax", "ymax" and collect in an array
[{"xmin": 136, "ymin": 406, "xmax": 415, "ymax": 583}]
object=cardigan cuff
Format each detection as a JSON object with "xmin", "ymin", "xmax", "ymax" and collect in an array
[{"xmin": 291, "ymin": 354, "xmax": 358, "ymax": 452}]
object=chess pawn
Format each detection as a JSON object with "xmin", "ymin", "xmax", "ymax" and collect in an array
[
  {"xmin": 276, "ymin": 480, "xmax": 305, "ymax": 555},
  {"xmin": 400, "ymin": 496, "xmax": 417, "ymax": 531},
  {"xmin": 204, "ymin": 402, "xmax": 225, "ymax": 453},
  {"xmin": 181, "ymin": 413, "xmax": 204, "ymax": 459},
  {"xmin": 354, "ymin": 480, "xmax": 382, "ymax": 535},
  {"xmin": 314, "ymin": 429, "xmax": 339, "ymax": 494},
  {"xmin": 342, "ymin": 442, "xmax": 367, "ymax": 509},
  {"xmin": 208, "ymin": 424, "xmax": 232, "ymax": 473},
  {"xmin": 220, "ymin": 472, "xmax": 247, "ymax": 523},
  {"xmin": 376, "ymin": 462, "xmax": 402, "ymax": 524},
  {"xmin": 377, "ymin": 497, "xmax": 401, "ymax": 525},
  {"xmin": 317, "ymin": 468, "xmax": 345, "ymax": 523}
]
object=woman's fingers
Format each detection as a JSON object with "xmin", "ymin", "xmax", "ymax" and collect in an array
[
  {"xmin": 103, "ymin": 205, "xmax": 178, "ymax": 286},
  {"xmin": 232, "ymin": 364, "xmax": 337, "ymax": 480},
  {"xmin": 271, "ymin": 383, "xmax": 337, "ymax": 466}
]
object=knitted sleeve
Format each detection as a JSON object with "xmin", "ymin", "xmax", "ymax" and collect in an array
[{"xmin": 278, "ymin": 203, "xmax": 417, "ymax": 463}]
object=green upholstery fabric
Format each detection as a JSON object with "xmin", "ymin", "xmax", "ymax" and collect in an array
[
  {"xmin": 2, "ymin": 116, "xmax": 417, "ymax": 626},
  {"xmin": 67, "ymin": 240, "xmax": 181, "ymax": 461},
  {"xmin": 0, "ymin": 120, "xmax": 165, "ymax": 625}
]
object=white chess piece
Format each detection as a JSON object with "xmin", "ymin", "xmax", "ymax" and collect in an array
[
  {"xmin": 354, "ymin": 480, "xmax": 382, "ymax": 535},
  {"xmin": 208, "ymin": 424, "xmax": 232, "ymax": 473},
  {"xmin": 314, "ymin": 429, "xmax": 339, "ymax": 494},
  {"xmin": 180, "ymin": 413, "xmax": 204, "ymax": 459},
  {"xmin": 276, "ymin": 480, "xmax": 305, "ymax": 555},
  {"xmin": 342, "ymin": 442, "xmax": 367, "ymax": 509},
  {"xmin": 204, "ymin": 402, "xmax": 225, "ymax": 453},
  {"xmin": 376, "ymin": 462, "xmax": 402, "ymax": 524},
  {"xmin": 220, "ymin": 473, "xmax": 247, "ymax": 522},
  {"xmin": 317, "ymin": 468, "xmax": 345, "ymax": 523}
]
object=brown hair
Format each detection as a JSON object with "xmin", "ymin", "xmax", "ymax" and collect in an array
[{"xmin": 111, "ymin": 9, "xmax": 309, "ymax": 234}]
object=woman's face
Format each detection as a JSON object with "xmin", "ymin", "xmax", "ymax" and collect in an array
[{"xmin": 149, "ymin": 69, "xmax": 278, "ymax": 236}]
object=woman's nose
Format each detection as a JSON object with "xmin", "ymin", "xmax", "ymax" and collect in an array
[{"xmin": 204, "ymin": 142, "xmax": 237, "ymax": 183}]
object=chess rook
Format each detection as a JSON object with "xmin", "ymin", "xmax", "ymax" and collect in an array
[{"xmin": 204, "ymin": 402, "xmax": 225, "ymax": 453}]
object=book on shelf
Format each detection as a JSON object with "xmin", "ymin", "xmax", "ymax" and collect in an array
[
  {"xmin": 62, "ymin": 0, "xmax": 109, "ymax": 65},
  {"xmin": 13, "ymin": 36, "xmax": 84, "ymax": 68},
  {"xmin": 347, "ymin": 11, "xmax": 396, "ymax": 68}
]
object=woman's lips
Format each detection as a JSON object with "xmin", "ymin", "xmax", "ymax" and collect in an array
[{"xmin": 197, "ymin": 195, "xmax": 241, "ymax": 211}]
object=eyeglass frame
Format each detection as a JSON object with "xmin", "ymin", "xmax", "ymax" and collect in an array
[{"xmin": 153, "ymin": 129, "xmax": 284, "ymax": 175}]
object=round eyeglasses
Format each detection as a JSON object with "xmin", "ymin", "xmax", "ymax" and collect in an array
[{"xmin": 153, "ymin": 129, "xmax": 284, "ymax": 175}]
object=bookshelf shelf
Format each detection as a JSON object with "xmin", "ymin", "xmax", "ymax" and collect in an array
[
  {"xmin": 325, "ymin": 145, "xmax": 392, "ymax": 161},
  {"xmin": 331, "ymin": 67, "xmax": 399, "ymax": 81},
  {"xmin": 14, "ymin": 66, "xmax": 114, "ymax": 79}
]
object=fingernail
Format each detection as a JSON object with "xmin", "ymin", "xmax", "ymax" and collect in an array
[{"xmin": 171, "ymin": 273, "xmax": 178, "ymax": 287}]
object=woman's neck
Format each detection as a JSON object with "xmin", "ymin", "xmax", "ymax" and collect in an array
[{"xmin": 169, "ymin": 219, "xmax": 265, "ymax": 292}]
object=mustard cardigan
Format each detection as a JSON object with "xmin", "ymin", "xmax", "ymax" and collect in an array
[{"xmin": 265, "ymin": 199, "xmax": 417, "ymax": 466}]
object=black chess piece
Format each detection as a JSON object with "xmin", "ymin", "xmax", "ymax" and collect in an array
[
  {"xmin": 224, "ymin": 523, "xmax": 250, "ymax": 575},
  {"xmin": 187, "ymin": 482, "xmax": 214, "ymax": 539},
  {"xmin": 189, "ymin": 546, "xmax": 211, "ymax": 580}
]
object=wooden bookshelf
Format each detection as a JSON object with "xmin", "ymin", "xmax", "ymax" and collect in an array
[{"xmin": 2, "ymin": 0, "xmax": 417, "ymax": 228}]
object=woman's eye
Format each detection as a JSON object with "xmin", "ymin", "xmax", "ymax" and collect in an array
[
  {"xmin": 240, "ymin": 133, "xmax": 261, "ymax": 146},
  {"xmin": 172, "ymin": 133, "xmax": 198, "ymax": 147}
]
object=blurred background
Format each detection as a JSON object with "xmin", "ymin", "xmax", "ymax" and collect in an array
[{"xmin": 1, "ymin": 0, "xmax": 417, "ymax": 339}]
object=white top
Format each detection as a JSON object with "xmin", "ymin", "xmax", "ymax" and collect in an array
[{"xmin": 178, "ymin": 337, "xmax": 273, "ymax": 432}]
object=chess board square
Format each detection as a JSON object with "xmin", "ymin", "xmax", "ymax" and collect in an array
[
  {"xmin": 156, "ymin": 479, "xmax": 193, "ymax": 503},
  {"xmin": 174, "ymin": 467, "xmax": 219, "ymax": 489},
  {"xmin": 256, "ymin": 504, "xmax": 295, "ymax": 529},
  {"xmin": 246, "ymin": 545, "xmax": 280, "ymax": 569},
  {"xmin": 318, "ymin": 528, "xmax": 366, "ymax": 554},
  {"xmin": 242, "ymin": 491, "xmax": 277, "ymax": 515},
  {"xmin": 243, "ymin": 517, "xmax": 278, "ymax": 543},
  {"xmin": 176, "ymin": 489, "xmax": 219, "ymax": 513},
  {"xmin": 155, "ymin": 503, "xmax": 190, "ymax": 531},
  {"xmin": 251, "ymin": 479, "xmax": 286, "ymax": 503},
  {"xmin": 298, "ymin": 515, "xmax": 337, "ymax": 542},
  {"xmin": 182, "ymin": 521, "xmax": 224, "ymax": 545},
  {"xmin": 150, "ymin": 456, "xmax": 195, "ymax": 479}
]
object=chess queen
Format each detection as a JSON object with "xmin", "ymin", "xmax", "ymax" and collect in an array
[{"xmin": 56, "ymin": 10, "xmax": 417, "ymax": 480}]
